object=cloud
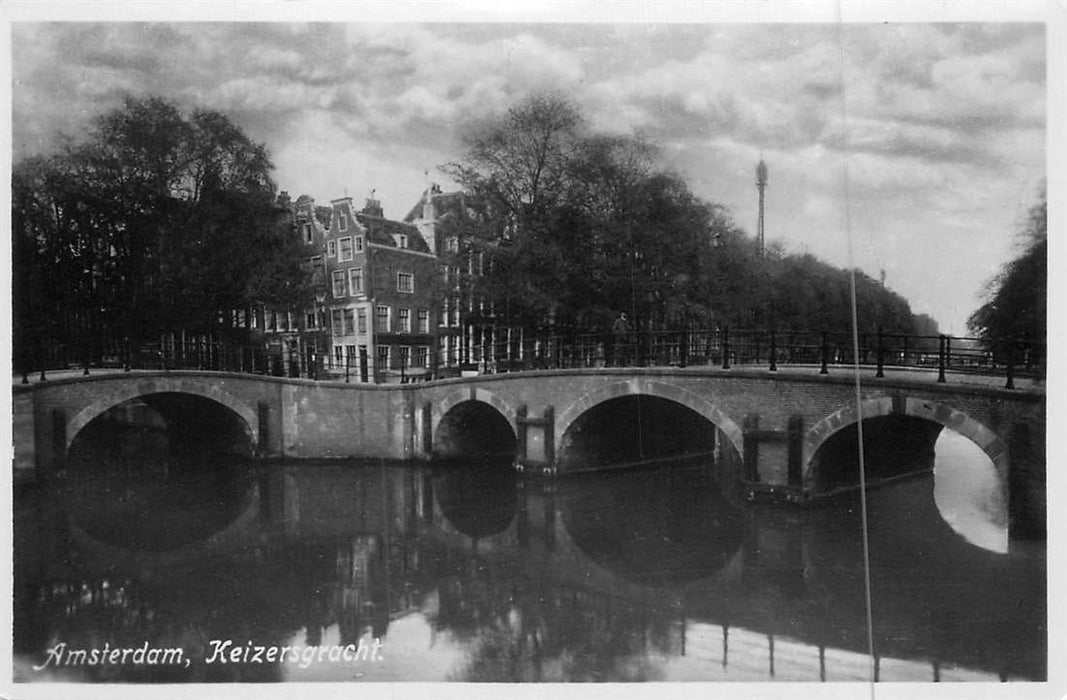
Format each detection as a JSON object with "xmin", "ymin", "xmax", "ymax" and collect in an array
[{"xmin": 9, "ymin": 20, "xmax": 1046, "ymax": 333}]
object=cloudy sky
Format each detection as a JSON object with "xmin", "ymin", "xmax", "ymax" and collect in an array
[{"xmin": 9, "ymin": 8, "xmax": 1049, "ymax": 333}]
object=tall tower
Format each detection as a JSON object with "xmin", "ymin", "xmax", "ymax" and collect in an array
[{"xmin": 756, "ymin": 158, "xmax": 768, "ymax": 257}]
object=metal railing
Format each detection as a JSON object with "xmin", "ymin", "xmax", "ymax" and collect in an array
[{"xmin": 15, "ymin": 328, "xmax": 1043, "ymax": 391}]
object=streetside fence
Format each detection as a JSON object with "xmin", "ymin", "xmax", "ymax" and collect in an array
[{"xmin": 14, "ymin": 328, "xmax": 1043, "ymax": 391}]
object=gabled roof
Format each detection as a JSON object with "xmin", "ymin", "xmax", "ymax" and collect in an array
[
  {"xmin": 314, "ymin": 206, "xmax": 332, "ymax": 229},
  {"xmin": 355, "ymin": 212, "xmax": 432, "ymax": 254},
  {"xmin": 402, "ymin": 188, "xmax": 469, "ymax": 224}
]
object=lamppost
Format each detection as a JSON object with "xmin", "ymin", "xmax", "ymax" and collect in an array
[{"xmin": 311, "ymin": 250, "xmax": 329, "ymax": 378}]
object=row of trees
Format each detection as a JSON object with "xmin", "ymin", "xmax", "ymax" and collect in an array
[
  {"xmin": 439, "ymin": 94, "xmax": 924, "ymax": 339},
  {"xmin": 13, "ymin": 97, "xmax": 313, "ymax": 368},
  {"xmin": 17, "ymin": 92, "xmax": 1039, "ymax": 376},
  {"xmin": 967, "ymin": 190, "xmax": 1047, "ymax": 347}
]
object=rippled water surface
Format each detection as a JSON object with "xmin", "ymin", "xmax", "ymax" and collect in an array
[{"xmin": 13, "ymin": 436, "xmax": 1045, "ymax": 683}]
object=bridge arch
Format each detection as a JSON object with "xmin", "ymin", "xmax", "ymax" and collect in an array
[
  {"xmin": 65, "ymin": 377, "xmax": 259, "ymax": 454},
  {"xmin": 431, "ymin": 386, "xmax": 519, "ymax": 435},
  {"xmin": 554, "ymin": 378, "xmax": 745, "ymax": 461},
  {"xmin": 431, "ymin": 386, "xmax": 520, "ymax": 459},
  {"xmin": 803, "ymin": 395, "xmax": 1008, "ymax": 487}
]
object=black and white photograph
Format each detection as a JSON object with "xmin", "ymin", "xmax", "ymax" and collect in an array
[{"xmin": 4, "ymin": 2, "xmax": 1061, "ymax": 697}]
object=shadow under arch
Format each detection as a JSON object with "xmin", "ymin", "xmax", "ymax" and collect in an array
[
  {"xmin": 432, "ymin": 387, "xmax": 518, "ymax": 460},
  {"xmin": 554, "ymin": 379, "xmax": 745, "ymax": 467},
  {"xmin": 65, "ymin": 377, "xmax": 258, "ymax": 456},
  {"xmin": 803, "ymin": 395, "xmax": 1009, "ymax": 491}
]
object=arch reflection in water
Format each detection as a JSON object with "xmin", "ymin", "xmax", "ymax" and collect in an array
[
  {"xmin": 434, "ymin": 458, "xmax": 518, "ymax": 539},
  {"xmin": 933, "ymin": 429, "xmax": 1008, "ymax": 553},
  {"xmin": 63, "ymin": 396, "xmax": 255, "ymax": 552},
  {"xmin": 559, "ymin": 463, "xmax": 746, "ymax": 587}
]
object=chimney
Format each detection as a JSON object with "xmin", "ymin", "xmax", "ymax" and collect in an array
[
  {"xmin": 422, "ymin": 185, "xmax": 435, "ymax": 222},
  {"xmin": 362, "ymin": 188, "xmax": 383, "ymax": 218}
]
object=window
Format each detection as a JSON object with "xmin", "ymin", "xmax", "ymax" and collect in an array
[
  {"xmin": 417, "ymin": 309, "xmax": 429, "ymax": 334},
  {"xmin": 338, "ymin": 213, "xmax": 348, "ymax": 231},
  {"xmin": 338, "ymin": 236, "xmax": 354, "ymax": 262},
  {"xmin": 334, "ymin": 345, "xmax": 343, "ymax": 363},
  {"xmin": 399, "ymin": 346, "xmax": 410, "ymax": 368},
  {"xmin": 346, "ymin": 345, "xmax": 356, "ymax": 360},
  {"xmin": 279, "ymin": 312, "xmax": 290, "ymax": 332},
  {"xmin": 357, "ymin": 308, "xmax": 367, "ymax": 334},
  {"xmin": 267, "ymin": 311, "xmax": 277, "ymax": 331},
  {"xmin": 376, "ymin": 305, "xmax": 391, "ymax": 333},
  {"xmin": 440, "ymin": 299, "xmax": 449, "ymax": 327},
  {"xmin": 305, "ymin": 312, "xmax": 317, "ymax": 330},
  {"xmin": 354, "ymin": 236, "xmax": 364, "ymax": 253},
  {"xmin": 342, "ymin": 309, "xmax": 355, "ymax": 335},
  {"xmin": 447, "ymin": 236, "xmax": 459, "ymax": 253},
  {"xmin": 377, "ymin": 345, "xmax": 390, "ymax": 369},
  {"xmin": 331, "ymin": 310, "xmax": 344, "ymax": 337},
  {"xmin": 303, "ymin": 222, "xmax": 313, "ymax": 244},
  {"xmin": 397, "ymin": 272, "xmax": 414, "ymax": 293},
  {"xmin": 398, "ymin": 234, "xmax": 408, "ymax": 249},
  {"xmin": 415, "ymin": 346, "xmax": 429, "ymax": 368},
  {"xmin": 398, "ymin": 308, "xmax": 411, "ymax": 333},
  {"xmin": 332, "ymin": 270, "xmax": 347, "ymax": 298},
  {"xmin": 348, "ymin": 267, "xmax": 363, "ymax": 295},
  {"xmin": 328, "ymin": 240, "xmax": 337, "ymax": 258}
]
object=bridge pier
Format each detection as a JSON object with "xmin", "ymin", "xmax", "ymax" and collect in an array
[
  {"xmin": 1008, "ymin": 422, "xmax": 1046, "ymax": 541},
  {"xmin": 742, "ymin": 413, "xmax": 806, "ymax": 502},
  {"xmin": 516, "ymin": 405, "xmax": 555, "ymax": 475}
]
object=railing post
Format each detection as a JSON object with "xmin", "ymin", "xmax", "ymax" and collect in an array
[
  {"xmin": 721, "ymin": 327, "xmax": 730, "ymax": 370},
  {"xmin": 820, "ymin": 331, "xmax": 828, "ymax": 374},
  {"xmin": 38, "ymin": 338, "xmax": 48, "ymax": 382},
  {"xmin": 944, "ymin": 336, "xmax": 952, "ymax": 380},
  {"xmin": 876, "ymin": 327, "xmax": 885, "ymax": 378},
  {"xmin": 937, "ymin": 335, "xmax": 947, "ymax": 383},
  {"xmin": 769, "ymin": 329, "xmax": 777, "ymax": 372},
  {"xmin": 1005, "ymin": 341, "xmax": 1015, "ymax": 390},
  {"xmin": 679, "ymin": 328, "xmax": 688, "ymax": 368}
]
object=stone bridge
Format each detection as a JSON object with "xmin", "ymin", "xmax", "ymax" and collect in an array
[{"xmin": 12, "ymin": 366, "xmax": 1045, "ymax": 533}]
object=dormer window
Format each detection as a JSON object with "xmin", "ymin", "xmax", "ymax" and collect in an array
[
  {"xmin": 302, "ymin": 222, "xmax": 313, "ymax": 244},
  {"xmin": 398, "ymin": 234, "xmax": 408, "ymax": 249}
]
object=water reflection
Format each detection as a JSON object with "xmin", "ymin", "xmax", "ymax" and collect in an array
[
  {"xmin": 13, "ymin": 451, "xmax": 1045, "ymax": 683},
  {"xmin": 434, "ymin": 458, "xmax": 517, "ymax": 538},
  {"xmin": 559, "ymin": 465, "xmax": 746, "ymax": 587}
]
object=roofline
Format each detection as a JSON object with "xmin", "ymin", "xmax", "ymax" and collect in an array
[{"xmin": 367, "ymin": 242, "xmax": 438, "ymax": 259}]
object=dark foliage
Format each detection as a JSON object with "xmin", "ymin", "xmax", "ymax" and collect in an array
[
  {"xmin": 12, "ymin": 96, "xmax": 313, "ymax": 366},
  {"xmin": 441, "ymin": 93, "xmax": 924, "ymax": 336}
]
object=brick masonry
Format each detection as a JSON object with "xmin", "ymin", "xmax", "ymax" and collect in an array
[{"xmin": 14, "ymin": 367, "xmax": 1044, "ymax": 509}]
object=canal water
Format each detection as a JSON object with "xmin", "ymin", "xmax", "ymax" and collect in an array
[{"xmin": 12, "ymin": 431, "xmax": 1045, "ymax": 683}]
